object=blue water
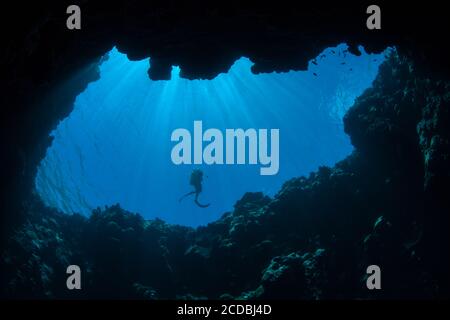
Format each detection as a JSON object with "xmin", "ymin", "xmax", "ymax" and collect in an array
[{"xmin": 35, "ymin": 44, "xmax": 385, "ymax": 227}]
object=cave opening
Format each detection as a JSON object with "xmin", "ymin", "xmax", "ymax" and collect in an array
[{"xmin": 34, "ymin": 44, "xmax": 386, "ymax": 227}]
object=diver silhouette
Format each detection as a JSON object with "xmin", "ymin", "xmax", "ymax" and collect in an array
[{"xmin": 179, "ymin": 169, "xmax": 210, "ymax": 208}]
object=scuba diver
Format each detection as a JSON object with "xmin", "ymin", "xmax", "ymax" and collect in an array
[{"xmin": 179, "ymin": 169, "xmax": 210, "ymax": 208}]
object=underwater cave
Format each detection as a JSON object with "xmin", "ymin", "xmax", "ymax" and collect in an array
[
  {"xmin": 2, "ymin": 2, "xmax": 450, "ymax": 302},
  {"xmin": 34, "ymin": 44, "xmax": 385, "ymax": 227}
]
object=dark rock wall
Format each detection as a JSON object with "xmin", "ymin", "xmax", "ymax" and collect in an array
[{"xmin": 1, "ymin": 1, "xmax": 449, "ymax": 299}]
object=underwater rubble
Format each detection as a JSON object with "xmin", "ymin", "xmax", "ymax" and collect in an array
[{"xmin": 1, "ymin": 53, "xmax": 449, "ymax": 299}]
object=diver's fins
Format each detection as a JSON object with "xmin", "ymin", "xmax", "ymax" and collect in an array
[
  {"xmin": 195, "ymin": 199, "xmax": 210, "ymax": 208},
  {"xmin": 179, "ymin": 191, "xmax": 195, "ymax": 203}
]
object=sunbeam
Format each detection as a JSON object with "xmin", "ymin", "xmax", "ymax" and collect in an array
[{"xmin": 35, "ymin": 44, "xmax": 386, "ymax": 226}]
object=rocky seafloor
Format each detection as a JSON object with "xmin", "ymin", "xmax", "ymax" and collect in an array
[{"xmin": 1, "ymin": 53, "xmax": 449, "ymax": 299}]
